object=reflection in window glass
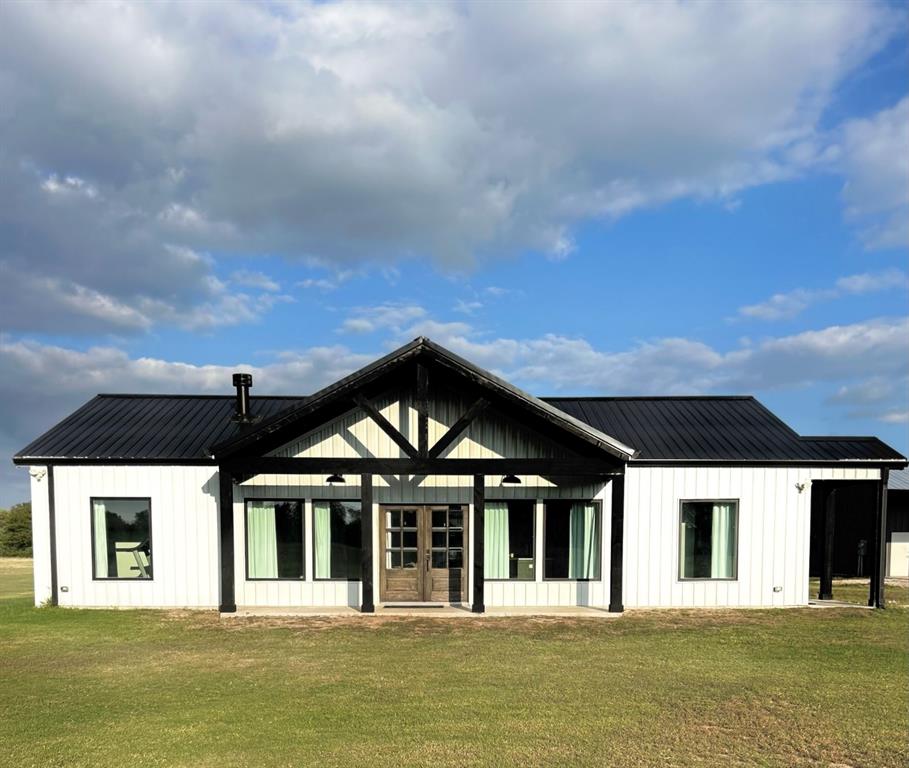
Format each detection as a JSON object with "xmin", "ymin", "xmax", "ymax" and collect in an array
[
  {"xmin": 544, "ymin": 501, "xmax": 600, "ymax": 579},
  {"xmin": 246, "ymin": 500, "xmax": 304, "ymax": 579},
  {"xmin": 484, "ymin": 501, "xmax": 534, "ymax": 580},
  {"xmin": 679, "ymin": 501, "xmax": 738, "ymax": 579},
  {"xmin": 92, "ymin": 498, "xmax": 152, "ymax": 579},
  {"xmin": 314, "ymin": 501, "xmax": 362, "ymax": 579}
]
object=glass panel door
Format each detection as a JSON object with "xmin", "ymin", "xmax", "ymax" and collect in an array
[
  {"xmin": 379, "ymin": 504, "xmax": 468, "ymax": 603},
  {"xmin": 381, "ymin": 507, "xmax": 423, "ymax": 602},
  {"xmin": 425, "ymin": 505, "xmax": 466, "ymax": 602}
]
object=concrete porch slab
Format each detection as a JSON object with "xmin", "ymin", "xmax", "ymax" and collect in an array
[
  {"xmin": 225, "ymin": 604, "xmax": 621, "ymax": 618},
  {"xmin": 808, "ymin": 599, "xmax": 873, "ymax": 609}
]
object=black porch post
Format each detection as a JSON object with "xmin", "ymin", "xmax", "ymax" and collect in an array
[
  {"xmin": 46, "ymin": 466, "xmax": 59, "ymax": 606},
  {"xmin": 218, "ymin": 466, "xmax": 236, "ymax": 613},
  {"xmin": 609, "ymin": 474, "xmax": 625, "ymax": 613},
  {"xmin": 868, "ymin": 482, "xmax": 880, "ymax": 607},
  {"xmin": 819, "ymin": 486, "xmax": 836, "ymax": 601},
  {"xmin": 872, "ymin": 469, "xmax": 889, "ymax": 609},
  {"xmin": 360, "ymin": 473, "xmax": 375, "ymax": 613},
  {"xmin": 472, "ymin": 474, "xmax": 485, "ymax": 613}
]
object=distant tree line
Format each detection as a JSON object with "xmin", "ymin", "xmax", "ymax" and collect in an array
[{"xmin": 0, "ymin": 502, "xmax": 31, "ymax": 557}]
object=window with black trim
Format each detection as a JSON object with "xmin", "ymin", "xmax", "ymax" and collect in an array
[
  {"xmin": 544, "ymin": 500, "xmax": 601, "ymax": 580},
  {"xmin": 679, "ymin": 500, "xmax": 738, "ymax": 580},
  {"xmin": 91, "ymin": 498, "xmax": 152, "ymax": 579},
  {"xmin": 246, "ymin": 499, "xmax": 304, "ymax": 579},
  {"xmin": 313, "ymin": 500, "xmax": 362, "ymax": 580}
]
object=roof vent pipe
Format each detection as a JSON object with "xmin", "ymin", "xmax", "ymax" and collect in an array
[{"xmin": 232, "ymin": 373, "xmax": 252, "ymax": 420}]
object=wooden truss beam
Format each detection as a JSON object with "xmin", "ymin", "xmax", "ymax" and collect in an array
[
  {"xmin": 223, "ymin": 456, "xmax": 622, "ymax": 477},
  {"xmin": 352, "ymin": 393, "xmax": 418, "ymax": 459},
  {"xmin": 428, "ymin": 397, "xmax": 489, "ymax": 459}
]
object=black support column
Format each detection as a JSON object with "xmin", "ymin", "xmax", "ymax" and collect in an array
[
  {"xmin": 218, "ymin": 466, "xmax": 236, "ymax": 613},
  {"xmin": 609, "ymin": 474, "xmax": 625, "ymax": 613},
  {"xmin": 819, "ymin": 486, "xmax": 836, "ymax": 601},
  {"xmin": 360, "ymin": 473, "xmax": 375, "ymax": 613},
  {"xmin": 47, "ymin": 466, "xmax": 58, "ymax": 607},
  {"xmin": 871, "ymin": 470, "xmax": 889, "ymax": 609},
  {"xmin": 472, "ymin": 474, "xmax": 485, "ymax": 613}
]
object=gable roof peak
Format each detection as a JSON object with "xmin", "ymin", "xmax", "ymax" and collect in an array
[{"xmin": 210, "ymin": 335, "xmax": 637, "ymax": 461}]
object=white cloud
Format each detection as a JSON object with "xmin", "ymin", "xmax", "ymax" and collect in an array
[
  {"xmin": 738, "ymin": 288, "xmax": 828, "ymax": 322},
  {"xmin": 880, "ymin": 411, "xmax": 909, "ymax": 424},
  {"xmin": 297, "ymin": 269, "xmax": 360, "ymax": 292},
  {"xmin": 41, "ymin": 174, "xmax": 98, "ymax": 198},
  {"xmin": 230, "ymin": 270, "xmax": 281, "ymax": 292},
  {"xmin": 837, "ymin": 96, "xmax": 909, "ymax": 249},
  {"xmin": 835, "ymin": 268, "xmax": 908, "ymax": 294},
  {"xmin": 737, "ymin": 269, "xmax": 907, "ymax": 321},
  {"xmin": 453, "ymin": 299, "xmax": 483, "ymax": 315},
  {"xmin": 340, "ymin": 303, "xmax": 427, "ymax": 334},
  {"xmin": 0, "ymin": 0, "xmax": 901, "ymax": 340}
]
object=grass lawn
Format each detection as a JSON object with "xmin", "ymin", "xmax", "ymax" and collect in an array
[{"xmin": 1, "ymin": 559, "xmax": 907, "ymax": 768}]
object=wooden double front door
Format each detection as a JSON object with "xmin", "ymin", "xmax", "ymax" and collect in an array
[{"xmin": 379, "ymin": 504, "xmax": 468, "ymax": 603}]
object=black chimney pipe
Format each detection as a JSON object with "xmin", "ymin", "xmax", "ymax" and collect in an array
[{"xmin": 232, "ymin": 373, "xmax": 253, "ymax": 420}]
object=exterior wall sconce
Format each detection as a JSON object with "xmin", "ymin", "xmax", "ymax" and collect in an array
[
  {"xmin": 502, "ymin": 474, "xmax": 521, "ymax": 485},
  {"xmin": 326, "ymin": 473, "xmax": 345, "ymax": 485}
]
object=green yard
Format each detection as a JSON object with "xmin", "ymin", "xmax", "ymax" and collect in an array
[{"xmin": 1, "ymin": 559, "xmax": 906, "ymax": 768}]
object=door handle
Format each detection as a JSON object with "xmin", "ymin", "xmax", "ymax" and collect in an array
[{"xmin": 425, "ymin": 549, "xmax": 430, "ymax": 571}]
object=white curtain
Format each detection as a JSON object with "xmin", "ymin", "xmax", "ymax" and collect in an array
[
  {"xmin": 92, "ymin": 500, "xmax": 108, "ymax": 578},
  {"xmin": 247, "ymin": 502, "xmax": 278, "ymax": 578},
  {"xmin": 484, "ymin": 502, "xmax": 510, "ymax": 579},
  {"xmin": 569, "ymin": 503, "xmax": 600, "ymax": 579},
  {"xmin": 314, "ymin": 501, "xmax": 332, "ymax": 579},
  {"xmin": 710, "ymin": 503, "xmax": 736, "ymax": 579}
]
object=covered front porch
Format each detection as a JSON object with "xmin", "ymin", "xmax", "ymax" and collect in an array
[
  {"xmin": 217, "ymin": 463, "xmax": 628, "ymax": 615},
  {"xmin": 211, "ymin": 338, "xmax": 634, "ymax": 615}
]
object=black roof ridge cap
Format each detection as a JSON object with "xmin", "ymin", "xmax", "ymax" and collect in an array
[
  {"xmin": 801, "ymin": 435, "xmax": 887, "ymax": 442},
  {"xmin": 94, "ymin": 393, "xmax": 308, "ymax": 400},
  {"xmin": 541, "ymin": 395, "xmax": 755, "ymax": 401}
]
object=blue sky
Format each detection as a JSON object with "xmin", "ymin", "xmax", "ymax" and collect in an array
[{"xmin": 0, "ymin": 1, "xmax": 907, "ymax": 505}]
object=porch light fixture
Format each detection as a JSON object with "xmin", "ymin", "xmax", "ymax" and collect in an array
[
  {"xmin": 502, "ymin": 474, "xmax": 521, "ymax": 485},
  {"xmin": 326, "ymin": 473, "xmax": 346, "ymax": 485}
]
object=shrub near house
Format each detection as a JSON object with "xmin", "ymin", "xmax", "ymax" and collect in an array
[{"xmin": 0, "ymin": 502, "xmax": 32, "ymax": 556}]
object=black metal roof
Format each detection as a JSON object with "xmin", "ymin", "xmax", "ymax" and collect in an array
[
  {"xmin": 14, "ymin": 395, "xmax": 307, "ymax": 463},
  {"xmin": 544, "ymin": 397, "xmax": 906, "ymax": 464},
  {"xmin": 12, "ymin": 392, "xmax": 906, "ymax": 466}
]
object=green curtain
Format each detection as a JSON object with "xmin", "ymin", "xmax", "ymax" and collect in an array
[
  {"xmin": 314, "ymin": 501, "xmax": 331, "ymax": 579},
  {"xmin": 247, "ymin": 502, "xmax": 278, "ymax": 578},
  {"xmin": 484, "ymin": 502, "xmax": 510, "ymax": 579},
  {"xmin": 568, "ymin": 503, "xmax": 599, "ymax": 579},
  {"xmin": 92, "ymin": 500, "xmax": 108, "ymax": 578},
  {"xmin": 710, "ymin": 503, "xmax": 736, "ymax": 578}
]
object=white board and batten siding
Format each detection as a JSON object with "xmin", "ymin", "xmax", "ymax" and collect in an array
[
  {"xmin": 29, "ymin": 469, "xmax": 53, "ymax": 605},
  {"xmin": 30, "ymin": 465, "xmax": 221, "ymax": 608},
  {"xmin": 623, "ymin": 465, "xmax": 881, "ymax": 608}
]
